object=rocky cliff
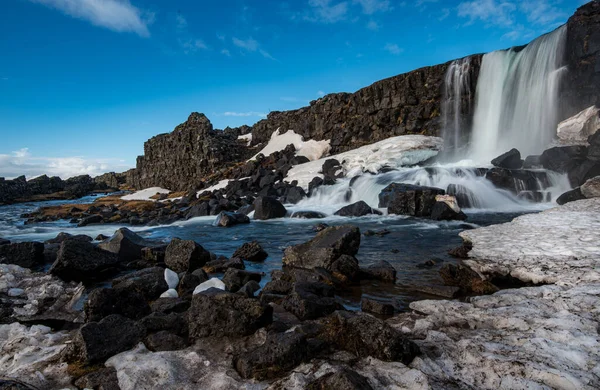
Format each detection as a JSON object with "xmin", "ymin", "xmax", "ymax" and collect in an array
[{"xmin": 0, "ymin": 174, "xmax": 101, "ymax": 205}]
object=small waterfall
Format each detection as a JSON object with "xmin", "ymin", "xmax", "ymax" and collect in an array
[
  {"xmin": 441, "ymin": 57, "xmax": 472, "ymax": 157},
  {"xmin": 469, "ymin": 25, "xmax": 567, "ymax": 162}
]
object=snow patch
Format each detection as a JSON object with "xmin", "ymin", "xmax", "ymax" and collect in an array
[
  {"xmin": 237, "ymin": 133, "xmax": 252, "ymax": 146},
  {"xmin": 160, "ymin": 289, "xmax": 178, "ymax": 298},
  {"xmin": 164, "ymin": 268, "xmax": 179, "ymax": 290},
  {"xmin": 251, "ymin": 129, "xmax": 331, "ymax": 161},
  {"xmin": 122, "ymin": 187, "xmax": 171, "ymax": 201},
  {"xmin": 193, "ymin": 278, "xmax": 225, "ymax": 295},
  {"xmin": 198, "ymin": 180, "xmax": 229, "ymax": 197}
]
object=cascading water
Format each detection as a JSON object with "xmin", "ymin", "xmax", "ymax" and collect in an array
[
  {"xmin": 469, "ymin": 26, "xmax": 567, "ymax": 162},
  {"xmin": 441, "ymin": 57, "xmax": 472, "ymax": 157}
]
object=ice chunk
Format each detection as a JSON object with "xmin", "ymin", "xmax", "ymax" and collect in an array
[
  {"xmin": 193, "ymin": 278, "xmax": 225, "ymax": 295},
  {"xmin": 164, "ymin": 268, "xmax": 179, "ymax": 290},
  {"xmin": 122, "ymin": 187, "xmax": 171, "ymax": 201},
  {"xmin": 160, "ymin": 289, "xmax": 178, "ymax": 298}
]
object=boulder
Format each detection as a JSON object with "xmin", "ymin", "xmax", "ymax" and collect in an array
[
  {"xmin": 85, "ymin": 286, "xmax": 151, "ymax": 322},
  {"xmin": 283, "ymin": 186, "xmax": 307, "ymax": 204},
  {"xmin": 144, "ymin": 331, "xmax": 187, "ymax": 352},
  {"xmin": 290, "ymin": 211, "xmax": 327, "ymax": 219},
  {"xmin": 78, "ymin": 214, "xmax": 103, "ymax": 227},
  {"xmin": 214, "ymin": 211, "xmax": 250, "ymax": 227},
  {"xmin": 112, "ymin": 267, "xmax": 169, "ymax": 301},
  {"xmin": 73, "ymin": 367, "xmax": 120, "ymax": 390},
  {"xmin": 523, "ymin": 155, "xmax": 542, "ymax": 169},
  {"xmin": 322, "ymin": 159, "xmax": 344, "ymax": 179},
  {"xmin": 98, "ymin": 228, "xmax": 154, "ymax": 262},
  {"xmin": 320, "ymin": 311, "xmax": 419, "ymax": 364},
  {"xmin": 164, "ymin": 238, "xmax": 211, "ymax": 272},
  {"xmin": 49, "ymin": 240, "xmax": 119, "ymax": 283},
  {"xmin": 283, "ymin": 282, "xmax": 343, "ymax": 321},
  {"xmin": 0, "ymin": 242, "xmax": 44, "ymax": 268},
  {"xmin": 45, "ymin": 232, "xmax": 92, "ymax": 244},
  {"xmin": 539, "ymin": 145, "xmax": 588, "ymax": 173},
  {"xmin": 484, "ymin": 168, "xmax": 550, "ymax": 194},
  {"xmin": 232, "ymin": 241, "xmax": 268, "ymax": 262},
  {"xmin": 439, "ymin": 264, "xmax": 498, "ymax": 295},
  {"xmin": 581, "ymin": 176, "xmax": 600, "ymax": 198},
  {"xmin": 557, "ymin": 187, "xmax": 586, "ymax": 205},
  {"xmin": 378, "ymin": 183, "xmax": 445, "ymax": 217},
  {"xmin": 222, "ymin": 268, "xmax": 262, "ymax": 292},
  {"xmin": 234, "ymin": 331, "xmax": 309, "ymax": 380},
  {"xmin": 361, "ymin": 297, "xmax": 395, "ymax": 316},
  {"xmin": 306, "ymin": 367, "xmax": 374, "ymax": 390},
  {"xmin": 141, "ymin": 312, "xmax": 188, "ymax": 337},
  {"xmin": 430, "ymin": 195, "xmax": 467, "ymax": 221},
  {"xmin": 185, "ymin": 202, "xmax": 210, "ymax": 219},
  {"xmin": 557, "ymin": 105, "xmax": 600, "ymax": 144},
  {"xmin": 68, "ymin": 314, "xmax": 146, "ymax": 364},
  {"xmin": 150, "ymin": 298, "xmax": 190, "ymax": 314},
  {"xmin": 188, "ymin": 288, "xmax": 272, "ymax": 340},
  {"xmin": 253, "ymin": 196, "xmax": 287, "ymax": 220},
  {"xmin": 237, "ymin": 280, "xmax": 261, "ymax": 298},
  {"xmin": 330, "ymin": 254, "xmax": 361, "ymax": 283},
  {"xmin": 360, "ymin": 261, "xmax": 396, "ymax": 282},
  {"xmin": 334, "ymin": 201, "xmax": 382, "ymax": 217},
  {"xmin": 491, "ymin": 148, "xmax": 523, "ymax": 169},
  {"xmin": 283, "ymin": 225, "xmax": 360, "ymax": 273},
  {"xmin": 589, "ymin": 129, "xmax": 600, "ymax": 161},
  {"xmin": 177, "ymin": 272, "xmax": 201, "ymax": 297},
  {"xmin": 203, "ymin": 257, "xmax": 245, "ymax": 273}
]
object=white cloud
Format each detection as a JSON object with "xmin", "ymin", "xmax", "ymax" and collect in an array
[
  {"xmin": 366, "ymin": 20, "xmax": 380, "ymax": 30},
  {"xmin": 457, "ymin": 0, "xmax": 516, "ymax": 27},
  {"xmin": 305, "ymin": 0, "xmax": 349, "ymax": 23},
  {"xmin": 439, "ymin": 8, "xmax": 450, "ymax": 21},
  {"xmin": 416, "ymin": 0, "xmax": 439, "ymax": 8},
  {"xmin": 175, "ymin": 13, "xmax": 187, "ymax": 31},
  {"xmin": 0, "ymin": 148, "xmax": 131, "ymax": 180},
  {"xmin": 384, "ymin": 43, "xmax": 403, "ymax": 55},
  {"xmin": 221, "ymin": 49, "xmax": 231, "ymax": 56},
  {"xmin": 232, "ymin": 37, "xmax": 275, "ymax": 60},
  {"xmin": 179, "ymin": 39, "xmax": 208, "ymax": 54},
  {"xmin": 519, "ymin": 0, "xmax": 567, "ymax": 26},
  {"xmin": 353, "ymin": 0, "xmax": 391, "ymax": 14},
  {"xmin": 30, "ymin": 0, "xmax": 152, "ymax": 37},
  {"xmin": 222, "ymin": 111, "xmax": 267, "ymax": 117}
]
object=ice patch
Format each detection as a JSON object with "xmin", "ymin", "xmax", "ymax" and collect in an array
[
  {"xmin": 251, "ymin": 129, "xmax": 331, "ymax": 161},
  {"xmin": 122, "ymin": 187, "xmax": 171, "ymax": 201},
  {"xmin": 160, "ymin": 289, "xmax": 178, "ymax": 298},
  {"xmin": 237, "ymin": 133, "xmax": 252, "ymax": 146},
  {"xmin": 193, "ymin": 278, "xmax": 225, "ymax": 295},
  {"xmin": 164, "ymin": 268, "xmax": 179, "ymax": 290}
]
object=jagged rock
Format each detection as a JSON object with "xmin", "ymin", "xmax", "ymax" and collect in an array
[
  {"xmin": 448, "ymin": 242, "xmax": 472, "ymax": 258},
  {"xmin": 237, "ymin": 280, "xmax": 261, "ymax": 298},
  {"xmin": 439, "ymin": 264, "xmax": 498, "ymax": 294},
  {"xmin": 557, "ymin": 106, "xmax": 600, "ymax": 144},
  {"xmin": 523, "ymin": 155, "xmax": 542, "ymax": 169},
  {"xmin": 319, "ymin": 311, "xmax": 419, "ymax": 364},
  {"xmin": 45, "ymin": 232, "xmax": 92, "ymax": 244},
  {"xmin": 581, "ymin": 175, "xmax": 600, "ymax": 198},
  {"xmin": 0, "ymin": 242, "xmax": 44, "ymax": 268},
  {"xmin": 177, "ymin": 272, "xmax": 201, "ymax": 298},
  {"xmin": 150, "ymin": 297, "xmax": 190, "ymax": 314},
  {"xmin": 203, "ymin": 257, "xmax": 245, "ymax": 273},
  {"xmin": 283, "ymin": 282, "xmax": 343, "ymax": 321},
  {"xmin": 98, "ymin": 228, "xmax": 153, "ymax": 262},
  {"xmin": 188, "ymin": 288, "xmax": 272, "ymax": 339},
  {"xmin": 557, "ymin": 187, "xmax": 586, "ymax": 205},
  {"xmin": 185, "ymin": 202, "xmax": 210, "ymax": 219},
  {"xmin": 141, "ymin": 312, "xmax": 188, "ymax": 338},
  {"xmin": 253, "ymin": 196, "xmax": 287, "ymax": 220},
  {"xmin": 361, "ymin": 298, "xmax": 395, "ymax": 315},
  {"xmin": 491, "ymin": 148, "xmax": 523, "ymax": 169},
  {"xmin": 291, "ymin": 211, "xmax": 327, "ymax": 219},
  {"xmin": 379, "ymin": 183, "xmax": 445, "ymax": 217},
  {"xmin": 85, "ymin": 286, "xmax": 151, "ymax": 322},
  {"xmin": 235, "ymin": 331, "xmax": 309, "ymax": 380},
  {"xmin": 330, "ymin": 254, "xmax": 361, "ymax": 282},
  {"xmin": 232, "ymin": 241, "xmax": 268, "ymax": 262},
  {"xmin": 430, "ymin": 196, "xmax": 467, "ymax": 221},
  {"xmin": 78, "ymin": 214, "xmax": 103, "ymax": 227},
  {"xmin": 306, "ymin": 367, "xmax": 374, "ymax": 390},
  {"xmin": 164, "ymin": 238, "xmax": 211, "ymax": 273},
  {"xmin": 222, "ymin": 269, "xmax": 262, "ymax": 293},
  {"xmin": 214, "ymin": 211, "xmax": 250, "ymax": 227},
  {"xmin": 282, "ymin": 186, "xmax": 306, "ymax": 204},
  {"xmin": 261, "ymin": 279, "xmax": 293, "ymax": 296},
  {"xmin": 73, "ymin": 367, "xmax": 121, "ymax": 390},
  {"xmin": 112, "ymin": 267, "xmax": 169, "ymax": 301},
  {"xmin": 360, "ymin": 261, "xmax": 396, "ymax": 282},
  {"xmin": 144, "ymin": 331, "xmax": 187, "ymax": 352},
  {"xmin": 68, "ymin": 314, "xmax": 146, "ymax": 364},
  {"xmin": 484, "ymin": 168, "xmax": 551, "ymax": 194},
  {"xmin": 49, "ymin": 240, "xmax": 119, "ymax": 283},
  {"xmin": 334, "ymin": 201, "xmax": 382, "ymax": 217},
  {"xmin": 539, "ymin": 145, "xmax": 588, "ymax": 173}
]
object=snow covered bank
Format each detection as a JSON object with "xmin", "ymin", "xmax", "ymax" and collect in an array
[
  {"xmin": 121, "ymin": 187, "xmax": 171, "ymax": 201},
  {"xmin": 251, "ymin": 129, "xmax": 331, "ymax": 161},
  {"xmin": 286, "ymin": 135, "xmax": 443, "ymax": 189}
]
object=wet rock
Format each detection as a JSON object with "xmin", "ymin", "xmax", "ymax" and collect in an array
[
  {"xmin": 283, "ymin": 186, "xmax": 307, "ymax": 204},
  {"xmin": 306, "ymin": 367, "xmax": 374, "ymax": 390},
  {"xmin": 334, "ymin": 201, "xmax": 382, "ymax": 217},
  {"xmin": 237, "ymin": 280, "xmax": 261, "ymax": 298},
  {"xmin": 232, "ymin": 241, "xmax": 268, "ymax": 262},
  {"xmin": 95, "ymin": 234, "xmax": 109, "ymax": 241},
  {"xmin": 98, "ymin": 228, "xmax": 153, "ymax": 262},
  {"xmin": 491, "ymin": 148, "xmax": 523, "ymax": 169},
  {"xmin": 68, "ymin": 314, "xmax": 146, "ymax": 364},
  {"xmin": 214, "ymin": 211, "xmax": 250, "ymax": 227},
  {"xmin": 411, "ymin": 284, "xmax": 460, "ymax": 298},
  {"xmin": 144, "ymin": 331, "xmax": 187, "ymax": 352},
  {"xmin": 283, "ymin": 225, "xmax": 360, "ymax": 272},
  {"xmin": 150, "ymin": 297, "xmax": 190, "ymax": 314},
  {"xmin": 430, "ymin": 196, "xmax": 467, "ymax": 221},
  {"xmin": 539, "ymin": 145, "xmax": 588, "ymax": 173},
  {"xmin": 261, "ymin": 279, "xmax": 293, "ymax": 296},
  {"xmin": 222, "ymin": 268, "xmax": 262, "ymax": 292},
  {"xmin": 164, "ymin": 238, "xmax": 211, "ymax": 273},
  {"xmin": 0, "ymin": 378, "xmax": 41, "ymax": 390},
  {"xmin": 361, "ymin": 297, "xmax": 395, "ymax": 315},
  {"xmin": 308, "ymin": 177, "xmax": 324, "ymax": 195},
  {"xmin": 0, "ymin": 242, "xmax": 44, "ymax": 268},
  {"xmin": 557, "ymin": 187, "xmax": 586, "ymax": 205},
  {"xmin": 141, "ymin": 312, "xmax": 188, "ymax": 337},
  {"xmin": 45, "ymin": 232, "xmax": 92, "ymax": 244},
  {"xmin": 49, "ymin": 240, "xmax": 119, "ymax": 283},
  {"xmin": 360, "ymin": 261, "xmax": 396, "ymax": 282},
  {"xmin": 439, "ymin": 264, "xmax": 498, "ymax": 294},
  {"xmin": 112, "ymin": 267, "xmax": 169, "ymax": 301},
  {"xmin": 188, "ymin": 288, "xmax": 272, "ymax": 339},
  {"xmin": 363, "ymin": 229, "xmax": 390, "ymax": 237},
  {"xmin": 235, "ymin": 331, "xmax": 309, "ymax": 380},
  {"xmin": 283, "ymin": 282, "xmax": 343, "ymax": 321},
  {"xmin": 448, "ymin": 242, "xmax": 472, "ymax": 258},
  {"xmin": 254, "ymin": 196, "xmax": 287, "ymax": 220},
  {"xmin": 320, "ymin": 311, "xmax": 419, "ymax": 363},
  {"xmin": 581, "ymin": 175, "xmax": 600, "ymax": 198},
  {"xmin": 203, "ymin": 257, "xmax": 245, "ymax": 273},
  {"xmin": 291, "ymin": 211, "xmax": 327, "ymax": 219},
  {"xmin": 177, "ymin": 272, "xmax": 201, "ymax": 298},
  {"xmin": 379, "ymin": 183, "xmax": 445, "ymax": 217},
  {"xmin": 73, "ymin": 367, "xmax": 121, "ymax": 390},
  {"xmin": 78, "ymin": 214, "xmax": 103, "ymax": 227},
  {"xmin": 523, "ymin": 155, "xmax": 542, "ymax": 169},
  {"xmin": 322, "ymin": 159, "xmax": 344, "ymax": 180},
  {"xmin": 185, "ymin": 202, "xmax": 210, "ymax": 219},
  {"xmin": 85, "ymin": 286, "xmax": 151, "ymax": 322}
]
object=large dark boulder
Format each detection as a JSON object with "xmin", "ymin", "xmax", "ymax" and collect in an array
[
  {"xmin": 222, "ymin": 269, "xmax": 262, "ymax": 293},
  {"xmin": 214, "ymin": 211, "xmax": 250, "ymax": 227},
  {"xmin": 164, "ymin": 238, "xmax": 211, "ymax": 272},
  {"xmin": 283, "ymin": 225, "xmax": 360, "ymax": 272},
  {"xmin": 85, "ymin": 286, "xmax": 151, "ymax": 322},
  {"xmin": 144, "ymin": 331, "xmax": 187, "ymax": 352},
  {"xmin": 334, "ymin": 201, "xmax": 382, "ymax": 217},
  {"xmin": 360, "ymin": 260, "xmax": 396, "ymax": 282},
  {"xmin": 484, "ymin": 168, "xmax": 550, "ymax": 194},
  {"xmin": 378, "ymin": 183, "xmax": 445, "ymax": 217},
  {"xmin": 539, "ymin": 145, "xmax": 588, "ymax": 173},
  {"xmin": 430, "ymin": 200, "xmax": 467, "ymax": 221},
  {"xmin": 283, "ymin": 282, "xmax": 343, "ymax": 321},
  {"xmin": 0, "ymin": 242, "xmax": 44, "ymax": 268},
  {"xmin": 185, "ymin": 202, "xmax": 210, "ymax": 219},
  {"xmin": 232, "ymin": 241, "xmax": 268, "ymax": 262},
  {"xmin": 78, "ymin": 214, "xmax": 103, "ymax": 227},
  {"xmin": 45, "ymin": 232, "xmax": 92, "ymax": 245},
  {"xmin": 290, "ymin": 211, "xmax": 327, "ymax": 219},
  {"xmin": 440, "ymin": 264, "xmax": 498, "ymax": 295},
  {"xmin": 49, "ymin": 240, "xmax": 119, "ymax": 282},
  {"xmin": 491, "ymin": 148, "xmax": 523, "ymax": 169},
  {"xmin": 253, "ymin": 196, "xmax": 287, "ymax": 220},
  {"xmin": 361, "ymin": 297, "xmax": 395, "ymax": 316},
  {"xmin": 68, "ymin": 314, "xmax": 146, "ymax": 364},
  {"xmin": 112, "ymin": 267, "xmax": 169, "ymax": 301},
  {"xmin": 98, "ymin": 228, "xmax": 153, "ymax": 262},
  {"xmin": 234, "ymin": 331, "xmax": 309, "ymax": 380},
  {"xmin": 557, "ymin": 187, "xmax": 586, "ymax": 205},
  {"xmin": 188, "ymin": 288, "xmax": 272, "ymax": 340}
]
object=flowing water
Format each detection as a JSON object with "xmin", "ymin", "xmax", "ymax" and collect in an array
[{"xmin": 442, "ymin": 57, "xmax": 472, "ymax": 157}]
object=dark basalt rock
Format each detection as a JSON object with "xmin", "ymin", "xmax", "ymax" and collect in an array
[
  {"xmin": 448, "ymin": 242, "xmax": 472, "ymax": 259},
  {"xmin": 234, "ymin": 331, "xmax": 309, "ymax": 380},
  {"xmin": 185, "ymin": 202, "xmax": 210, "ymax": 219},
  {"xmin": 188, "ymin": 288, "xmax": 272, "ymax": 340},
  {"xmin": 68, "ymin": 314, "xmax": 146, "ymax": 364},
  {"xmin": 45, "ymin": 232, "xmax": 92, "ymax": 244},
  {"xmin": 49, "ymin": 240, "xmax": 119, "ymax": 283},
  {"xmin": 85, "ymin": 286, "xmax": 151, "ymax": 322},
  {"xmin": 141, "ymin": 312, "xmax": 189, "ymax": 337},
  {"xmin": 290, "ymin": 211, "xmax": 327, "ymax": 219},
  {"xmin": 253, "ymin": 196, "xmax": 287, "ymax": 220},
  {"xmin": 111, "ymin": 267, "xmax": 169, "ymax": 301},
  {"xmin": 430, "ymin": 201, "xmax": 467, "ymax": 221},
  {"xmin": 177, "ymin": 272, "xmax": 201, "ymax": 298},
  {"xmin": 334, "ymin": 201, "xmax": 382, "ymax": 217},
  {"xmin": 203, "ymin": 257, "xmax": 245, "ymax": 273},
  {"xmin": 0, "ymin": 378, "xmax": 41, "ymax": 390},
  {"xmin": 237, "ymin": 280, "xmax": 261, "ymax": 298},
  {"xmin": 523, "ymin": 155, "xmax": 542, "ymax": 169},
  {"xmin": 307, "ymin": 367, "xmax": 374, "ymax": 390},
  {"xmin": 214, "ymin": 211, "xmax": 250, "ymax": 227},
  {"xmin": 282, "ymin": 186, "xmax": 306, "ymax": 204},
  {"xmin": 379, "ymin": 183, "xmax": 445, "ymax": 217},
  {"xmin": 0, "ymin": 242, "xmax": 44, "ymax": 268},
  {"xmin": 77, "ymin": 214, "xmax": 103, "ymax": 227},
  {"xmin": 446, "ymin": 183, "xmax": 478, "ymax": 208},
  {"xmin": 360, "ymin": 260, "xmax": 396, "ymax": 282},
  {"xmin": 73, "ymin": 367, "xmax": 121, "ymax": 390},
  {"xmin": 484, "ymin": 168, "xmax": 551, "ymax": 194},
  {"xmin": 439, "ymin": 264, "xmax": 498, "ymax": 295},
  {"xmin": 150, "ymin": 297, "xmax": 190, "ymax": 314},
  {"xmin": 361, "ymin": 297, "xmax": 395, "ymax": 315},
  {"xmin": 557, "ymin": 187, "xmax": 586, "ymax": 205},
  {"xmin": 164, "ymin": 238, "xmax": 211, "ymax": 273},
  {"xmin": 539, "ymin": 146, "xmax": 588, "ymax": 173},
  {"xmin": 491, "ymin": 148, "xmax": 523, "ymax": 169},
  {"xmin": 232, "ymin": 241, "xmax": 268, "ymax": 262},
  {"xmin": 222, "ymin": 268, "xmax": 262, "ymax": 293},
  {"xmin": 144, "ymin": 331, "xmax": 187, "ymax": 352},
  {"xmin": 283, "ymin": 282, "xmax": 343, "ymax": 321}
]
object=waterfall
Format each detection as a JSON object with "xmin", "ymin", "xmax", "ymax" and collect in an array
[
  {"xmin": 469, "ymin": 26, "xmax": 567, "ymax": 163},
  {"xmin": 441, "ymin": 57, "xmax": 472, "ymax": 158}
]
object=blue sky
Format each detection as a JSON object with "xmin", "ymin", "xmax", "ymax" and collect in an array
[{"xmin": 0, "ymin": 0, "xmax": 588, "ymax": 178}]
